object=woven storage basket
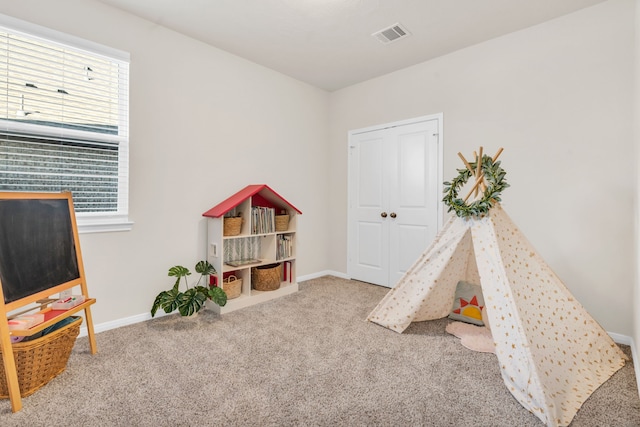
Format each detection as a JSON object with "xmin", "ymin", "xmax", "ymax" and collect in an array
[
  {"xmin": 0, "ymin": 316, "xmax": 82, "ymax": 398},
  {"xmin": 275, "ymin": 215, "xmax": 290, "ymax": 232},
  {"xmin": 222, "ymin": 275, "xmax": 242, "ymax": 299},
  {"xmin": 252, "ymin": 263, "xmax": 282, "ymax": 291},
  {"xmin": 223, "ymin": 217, "xmax": 242, "ymax": 236}
]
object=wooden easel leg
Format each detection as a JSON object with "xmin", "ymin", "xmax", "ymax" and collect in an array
[
  {"xmin": 83, "ymin": 306, "xmax": 97, "ymax": 355},
  {"xmin": 0, "ymin": 329, "xmax": 22, "ymax": 412}
]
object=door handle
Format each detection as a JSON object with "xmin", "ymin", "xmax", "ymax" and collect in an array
[
  {"xmin": 390, "ymin": 212, "xmax": 397, "ymax": 218},
  {"xmin": 381, "ymin": 212, "xmax": 387, "ymax": 218}
]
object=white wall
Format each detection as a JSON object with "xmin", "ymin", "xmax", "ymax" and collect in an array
[
  {"xmin": 329, "ymin": 0, "xmax": 636, "ymax": 336},
  {"xmin": 0, "ymin": 0, "xmax": 331, "ymax": 325},
  {"xmin": 0, "ymin": 0, "xmax": 636, "ymax": 339},
  {"xmin": 634, "ymin": 0, "xmax": 640, "ymax": 353}
]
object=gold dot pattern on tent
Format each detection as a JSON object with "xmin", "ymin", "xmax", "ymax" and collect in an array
[{"xmin": 367, "ymin": 204, "xmax": 628, "ymax": 427}]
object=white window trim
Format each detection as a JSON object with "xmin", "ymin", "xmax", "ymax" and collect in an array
[
  {"xmin": 77, "ymin": 213, "xmax": 134, "ymax": 234},
  {"xmin": 0, "ymin": 13, "xmax": 133, "ymax": 234},
  {"xmin": 0, "ymin": 13, "xmax": 129, "ymax": 62}
]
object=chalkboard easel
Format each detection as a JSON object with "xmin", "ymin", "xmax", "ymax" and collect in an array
[{"xmin": 0, "ymin": 191, "xmax": 97, "ymax": 412}]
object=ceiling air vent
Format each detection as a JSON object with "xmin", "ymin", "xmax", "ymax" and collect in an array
[{"xmin": 372, "ymin": 23, "xmax": 411, "ymax": 45}]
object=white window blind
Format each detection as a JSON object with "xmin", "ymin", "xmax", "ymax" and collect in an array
[{"xmin": 0, "ymin": 15, "xmax": 130, "ymax": 231}]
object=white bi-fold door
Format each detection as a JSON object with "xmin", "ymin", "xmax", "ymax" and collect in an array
[{"xmin": 348, "ymin": 115, "xmax": 442, "ymax": 287}]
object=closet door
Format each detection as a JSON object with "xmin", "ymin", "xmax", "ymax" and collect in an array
[
  {"xmin": 387, "ymin": 119, "xmax": 440, "ymax": 285},
  {"xmin": 348, "ymin": 130, "xmax": 390, "ymax": 287},
  {"xmin": 348, "ymin": 116, "xmax": 441, "ymax": 288}
]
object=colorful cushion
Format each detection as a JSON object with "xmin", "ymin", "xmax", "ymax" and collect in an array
[{"xmin": 449, "ymin": 281, "xmax": 485, "ymax": 326}]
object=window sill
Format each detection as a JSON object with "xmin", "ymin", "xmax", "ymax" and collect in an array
[{"xmin": 77, "ymin": 215, "xmax": 134, "ymax": 234}]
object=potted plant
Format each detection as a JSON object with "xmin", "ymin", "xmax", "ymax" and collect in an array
[{"xmin": 151, "ymin": 260, "xmax": 227, "ymax": 317}]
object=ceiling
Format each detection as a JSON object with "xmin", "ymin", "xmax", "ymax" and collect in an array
[{"xmin": 96, "ymin": 0, "xmax": 606, "ymax": 92}]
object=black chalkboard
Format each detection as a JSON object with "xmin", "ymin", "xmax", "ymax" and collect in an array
[{"xmin": 0, "ymin": 197, "xmax": 80, "ymax": 304}]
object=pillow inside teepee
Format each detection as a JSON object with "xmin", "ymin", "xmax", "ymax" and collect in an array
[{"xmin": 449, "ymin": 281, "xmax": 485, "ymax": 326}]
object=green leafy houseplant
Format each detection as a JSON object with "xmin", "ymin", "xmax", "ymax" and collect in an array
[{"xmin": 151, "ymin": 260, "xmax": 227, "ymax": 317}]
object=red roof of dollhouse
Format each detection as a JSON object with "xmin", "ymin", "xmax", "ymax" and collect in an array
[{"xmin": 202, "ymin": 184, "xmax": 302, "ymax": 218}]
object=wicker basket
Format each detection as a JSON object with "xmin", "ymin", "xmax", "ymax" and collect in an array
[
  {"xmin": 275, "ymin": 215, "xmax": 290, "ymax": 232},
  {"xmin": 222, "ymin": 275, "xmax": 242, "ymax": 299},
  {"xmin": 223, "ymin": 217, "xmax": 242, "ymax": 236},
  {"xmin": 0, "ymin": 316, "xmax": 82, "ymax": 398},
  {"xmin": 252, "ymin": 263, "xmax": 282, "ymax": 291}
]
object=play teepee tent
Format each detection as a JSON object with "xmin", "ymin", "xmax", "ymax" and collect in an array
[{"xmin": 367, "ymin": 148, "xmax": 627, "ymax": 427}]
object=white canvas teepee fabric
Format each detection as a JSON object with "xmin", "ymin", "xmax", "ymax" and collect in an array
[{"xmin": 367, "ymin": 204, "xmax": 627, "ymax": 427}]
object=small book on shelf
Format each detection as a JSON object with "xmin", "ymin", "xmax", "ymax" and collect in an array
[{"xmin": 283, "ymin": 261, "xmax": 292, "ymax": 283}]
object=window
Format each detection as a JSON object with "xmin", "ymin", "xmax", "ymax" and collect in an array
[{"xmin": 0, "ymin": 14, "xmax": 131, "ymax": 233}]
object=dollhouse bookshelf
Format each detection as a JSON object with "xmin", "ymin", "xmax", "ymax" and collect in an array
[{"xmin": 202, "ymin": 185, "xmax": 300, "ymax": 314}]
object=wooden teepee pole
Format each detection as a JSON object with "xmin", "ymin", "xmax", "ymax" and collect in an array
[
  {"xmin": 463, "ymin": 147, "xmax": 504, "ymax": 202},
  {"xmin": 458, "ymin": 151, "xmax": 488, "ymax": 194},
  {"xmin": 474, "ymin": 146, "xmax": 483, "ymax": 198}
]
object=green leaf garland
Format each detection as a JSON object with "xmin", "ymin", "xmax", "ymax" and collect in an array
[{"xmin": 442, "ymin": 155, "xmax": 509, "ymax": 218}]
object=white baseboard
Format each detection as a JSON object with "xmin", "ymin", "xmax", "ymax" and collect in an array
[
  {"xmin": 608, "ymin": 331, "xmax": 632, "ymax": 346},
  {"xmin": 77, "ymin": 310, "xmax": 169, "ymax": 338},
  {"xmin": 624, "ymin": 336, "xmax": 640, "ymax": 399},
  {"xmin": 297, "ymin": 270, "xmax": 349, "ymax": 282},
  {"xmin": 594, "ymin": 332, "xmax": 639, "ymax": 399},
  {"xmin": 77, "ymin": 270, "xmax": 350, "ymax": 337}
]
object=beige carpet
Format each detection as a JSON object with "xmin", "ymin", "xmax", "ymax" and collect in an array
[{"xmin": 0, "ymin": 276, "xmax": 638, "ymax": 426}]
